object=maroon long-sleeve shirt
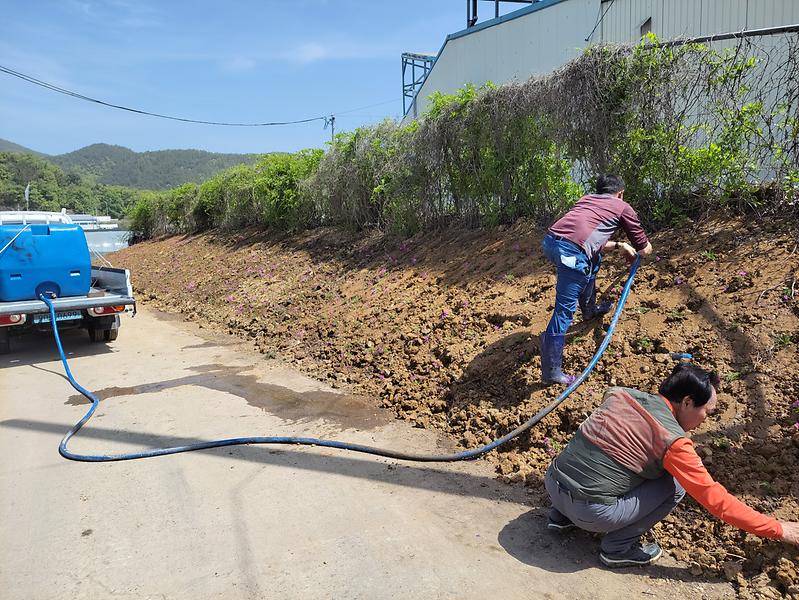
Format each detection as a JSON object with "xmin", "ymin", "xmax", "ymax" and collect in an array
[{"xmin": 549, "ymin": 194, "xmax": 649, "ymax": 260}]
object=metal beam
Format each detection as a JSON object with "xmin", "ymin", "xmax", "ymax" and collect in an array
[{"xmin": 467, "ymin": 0, "xmax": 534, "ymax": 28}]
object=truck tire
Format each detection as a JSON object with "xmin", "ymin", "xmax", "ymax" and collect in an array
[
  {"xmin": 104, "ymin": 328, "xmax": 119, "ymax": 342},
  {"xmin": 88, "ymin": 328, "xmax": 102, "ymax": 343}
]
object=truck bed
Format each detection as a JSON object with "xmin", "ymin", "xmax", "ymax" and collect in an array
[{"xmin": 0, "ymin": 266, "xmax": 135, "ymax": 316}]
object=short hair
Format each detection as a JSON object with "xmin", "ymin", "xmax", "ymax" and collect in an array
[
  {"xmin": 659, "ymin": 363, "xmax": 720, "ymax": 407},
  {"xmin": 596, "ymin": 175, "xmax": 625, "ymax": 195}
]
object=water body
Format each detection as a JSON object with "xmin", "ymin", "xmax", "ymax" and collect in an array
[{"xmin": 84, "ymin": 230, "xmax": 130, "ymax": 254}]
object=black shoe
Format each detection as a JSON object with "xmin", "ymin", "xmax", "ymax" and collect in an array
[
  {"xmin": 583, "ymin": 300, "xmax": 613, "ymax": 320},
  {"xmin": 599, "ymin": 543, "xmax": 663, "ymax": 568},
  {"xmin": 547, "ymin": 516, "xmax": 576, "ymax": 532}
]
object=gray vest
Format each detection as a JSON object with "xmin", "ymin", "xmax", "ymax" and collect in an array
[{"xmin": 550, "ymin": 387, "xmax": 686, "ymax": 504}]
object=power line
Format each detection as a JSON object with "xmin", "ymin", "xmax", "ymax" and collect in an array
[
  {"xmin": 584, "ymin": 0, "xmax": 616, "ymax": 42},
  {"xmin": 0, "ymin": 63, "xmax": 331, "ymax": 127},
  {"xmin": 332, "ymin": 98, "xmax": 399, "ymax": 116}
]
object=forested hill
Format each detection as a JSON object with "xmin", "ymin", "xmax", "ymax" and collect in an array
[
  {"xmin": 0, "ymin": 138, "xmax": 44, "ymax": 156},
  {"xmin": 49, "ymin": 143, "xmax": 262, "ymax": 190}
]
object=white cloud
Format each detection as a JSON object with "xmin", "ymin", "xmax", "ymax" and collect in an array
[
  {"xmin": 280, "ymin": 40, "xmax": 395, "ymax": 64},
  {"xmin": 66, "ymin": 0, "xmax": 162, "ymax": 29}
]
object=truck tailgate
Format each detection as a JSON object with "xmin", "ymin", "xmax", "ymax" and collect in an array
[
  {"xmin": 0, "ymin": 291, "xmax": 135, "ymax": 316},
  {"xmin": 0, "ymin": 266, "xmax": 135, "ymax": 316}
]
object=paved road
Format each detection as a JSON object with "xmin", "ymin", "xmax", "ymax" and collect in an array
[{"xmin": 0, "ymin": 308, "xmax": 733, "ymax": 599}]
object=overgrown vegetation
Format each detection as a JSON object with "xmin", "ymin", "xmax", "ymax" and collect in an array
[{"xmin": 129, "ymin": 33, "xmax": 799, "ymax": 240}]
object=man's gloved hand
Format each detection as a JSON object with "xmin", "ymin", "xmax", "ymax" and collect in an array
[{"xmin": 781, "ymin": 521, "xmax": 799, "ymax": 546}]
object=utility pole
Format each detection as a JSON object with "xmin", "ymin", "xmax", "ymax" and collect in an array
[{"xmin": 324, "ymin": 115, "xmax": 336, "ymax": 144}]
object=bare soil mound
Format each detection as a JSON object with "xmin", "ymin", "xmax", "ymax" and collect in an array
[{"xmin": 114, "ymin": 216, "xmax": 799, "ymax": 598}]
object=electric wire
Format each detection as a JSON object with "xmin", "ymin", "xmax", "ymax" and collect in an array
[
  {"xmin": 1, "ymin": 63, "xmax": 400, "ymax": 127},
  {"xmin": 584, "ymin": 0, "xmax": 617, "ymax": 42},
  {"xmin": 45, "ymin": 255, "xmax": 641, "ymax": 463},
  {"xmin": 0, "ymin": 64, "xmax": 325, "ymax": 127}
]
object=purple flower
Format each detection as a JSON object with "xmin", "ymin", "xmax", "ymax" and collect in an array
[
  {"xmin": 655, "ymin": 256, "xmax": 662, "ymax": 262},
  {"xmin": 738, "ymin": 271, "xmax": 748, "ymax": 277},
  {"xmin": 674, "ymin": 276, "xmax": 685, "ymax": 286}
]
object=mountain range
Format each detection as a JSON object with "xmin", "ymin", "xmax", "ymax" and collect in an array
[{"xmin": 0, "ymin": 138, "xmax": 261, "ymax": 190}]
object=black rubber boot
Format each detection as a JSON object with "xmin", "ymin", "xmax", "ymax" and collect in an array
[
  {"xmin": 539, "ymin": 333, "xmax": 576, "ymax": 385},
  {"xmin": 579, "ymin": 278, "xmax": 613, "ymax": 320}
]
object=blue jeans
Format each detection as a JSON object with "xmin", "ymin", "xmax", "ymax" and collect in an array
[
  {"xmin": 541, "ymin": 233, "xmax": 601, "ymax": 335},
  {"xmin": 545, "ymin": 467, "xmax": 686, "ymax": 554}
]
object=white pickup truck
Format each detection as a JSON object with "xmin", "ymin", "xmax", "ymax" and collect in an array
[{"xmin": 0, "ymin": 211, "xmax": 136, "ymax": 354}]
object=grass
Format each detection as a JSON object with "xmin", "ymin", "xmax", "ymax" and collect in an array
[
  {"xmin": 710, "ymin": 436, "xmax": 731, "ymax": 450},
  {"xmin": 773, "ymin": 331, "xmax": 797, "ymax": 350},
  {"xmin": 723, "ymin": 365, "xmax": 753, "ymax": 382}
]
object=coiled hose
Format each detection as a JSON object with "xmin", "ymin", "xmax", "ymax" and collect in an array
[{"xmin": 45, "ymin": 256, "xmax": 641, "ymax": 463}]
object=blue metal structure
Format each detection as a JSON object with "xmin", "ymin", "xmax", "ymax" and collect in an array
[{"xmin": 402, "ymin": 52, "xmax": 436, "ymax": 116}]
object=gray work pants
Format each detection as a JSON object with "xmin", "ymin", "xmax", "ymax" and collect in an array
[{"xmin": 544, "ymin": 467, "xmax": 685, "ymax": 554}]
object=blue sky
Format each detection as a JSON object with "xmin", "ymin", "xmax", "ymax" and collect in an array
[{"xmin": 1, "ymin": 1, "xmax": 524, "ymax": 155}]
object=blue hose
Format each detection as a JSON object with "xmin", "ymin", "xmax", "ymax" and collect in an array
[{"xmin": 45, "ymin": 255, "xmax": 642, "ymax": 463}]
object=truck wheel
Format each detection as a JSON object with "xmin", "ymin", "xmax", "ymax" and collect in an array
[
  {"xmin": 0, "ymin": 329, "xmax": 9, "ymax": 354},
  {"xmin": 104, "ymin": 328, "xmax": 119, "ymax": 342},
  {"xmin": 88, "ymin": 328, "xmax": 101, "ymax": 343}
]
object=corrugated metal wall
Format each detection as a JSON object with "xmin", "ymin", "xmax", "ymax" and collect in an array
[
  {"xmin": 405, "ymin": 0, "xmax": 798, "ymax": 121},
  {"xmin": 407, "ymin": 0, "xmax": 597, "ymax": 118},
  {"xmin": 600, "ymin": 0, "xmax": 799, "ymax": 42}
]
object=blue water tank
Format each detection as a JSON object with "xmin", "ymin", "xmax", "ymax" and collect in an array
[{"xmin": 0, "ymin": 224, "xmax": 91, "ymax": 301}]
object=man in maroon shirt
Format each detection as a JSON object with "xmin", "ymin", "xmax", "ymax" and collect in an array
[{"xmin": 540, "ymin": 175, "xmax": 653, "ymax": 384}]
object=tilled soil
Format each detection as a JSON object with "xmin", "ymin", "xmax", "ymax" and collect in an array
[{"xmin": 114, "ymin": 216, "xmax": 799, "ymax": 598}]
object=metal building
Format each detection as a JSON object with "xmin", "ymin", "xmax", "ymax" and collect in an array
[{"xmin": 403, "ymin": 0, "xmax": 799, "ymax": 120}]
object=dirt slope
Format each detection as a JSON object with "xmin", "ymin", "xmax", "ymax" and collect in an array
[{"xmin": 113, "ymin": 216, "xmax": 799, "ymax": 598}]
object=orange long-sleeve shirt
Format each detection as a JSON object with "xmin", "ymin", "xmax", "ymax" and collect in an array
[{"xmin": 662, "ymin": 437, "xmax": 783, "ymax": 539}]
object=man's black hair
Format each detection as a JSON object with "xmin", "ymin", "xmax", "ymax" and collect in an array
[
  {"xmin": 659, "ymin": 363, "xmax": 720, "ymax": 407},
  {"xmin": 596, "ymin": 174, "xmax": 625, "ymax": 195}
]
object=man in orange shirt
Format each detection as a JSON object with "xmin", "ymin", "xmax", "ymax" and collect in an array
[{"xmin": 544, "ymin": 363, "xmax": 799, "ymax": 567}]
